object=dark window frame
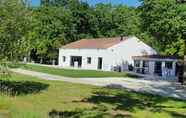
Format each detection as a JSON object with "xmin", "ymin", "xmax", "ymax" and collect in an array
[
  {"xmin": 134, "ymin": 60, "xmax": 140, "ymax": 67},
  {"xmin": 98, "ymin": 57, "xmax": 103, "ymax": 70},
  {"xmin": 63, "ymin": 56, "xmax": 66, "ymax": 62},
  {"xmin": 143, "ymin": 61, "xmax": 149, "ymax": 68},
  {"xmin": 87, "ymin": 57, "xmax": 91, "ymax": 64},
  {"xmin": 165, "ymin": 61, "xmax": 173, "ymax": 69}
]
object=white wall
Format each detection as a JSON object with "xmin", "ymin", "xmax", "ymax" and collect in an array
[
  {"xmin": 58, "ymin": 36, "xmax": 157, "ymax": 71},
  {"xmin": 107, "ymin": 37, "xmax": 157, "ymax": 68},
  {"xmin": 59, "ymin": 48, "xmax": 112, "ymax": 71}
]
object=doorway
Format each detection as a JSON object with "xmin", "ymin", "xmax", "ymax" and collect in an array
[
  {"xmin": 154, "ymin": 61, "xmax": 162, "ymax": 76},
  {"xmin": 142, "ymin": 61, "xmax": 149, "ymax": 74},
  {"xmin": 97, "ymin": 57, "xmax": 103, "ymax": 70},
  {"xmin": 70, "ymin": 56, "xmax": 82, "ymax": 68}
]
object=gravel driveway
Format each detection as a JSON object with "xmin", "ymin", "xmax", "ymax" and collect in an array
[{"xmin": 11, "ymin": 68, "xmax": 186, "ymax": 100}]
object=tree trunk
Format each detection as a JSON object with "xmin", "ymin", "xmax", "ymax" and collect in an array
[
  {"xmin": 177, "ymin": 60, "xmax": 184, "ymax": 84},
  {"xmin": 184, "ymin": 55, "xmax": 186, "ymax": 84}
]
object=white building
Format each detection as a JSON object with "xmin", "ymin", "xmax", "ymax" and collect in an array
[{"xmin": 58, "ymin": 36, "xmax": 157, "ymax": 71}]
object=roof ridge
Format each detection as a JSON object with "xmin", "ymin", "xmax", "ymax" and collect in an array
[
  {"xmin": 81, "ymin": 36, "xmax": 128, "ymax": 40},
  {"xmin": 62, "ymin": 36, "xmax": 131, "ymax": 49}
]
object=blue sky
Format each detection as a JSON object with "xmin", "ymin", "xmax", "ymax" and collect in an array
[
  {"xmin": 81, "ymin": 0, "xmax": 141, "ymax": 6},
  {"xmin": 31, "ymin": 0, "xmax": 40, "ymax": 6},
  {"xmin": 31, "ymin": 0, "xmax": 141, "ymax": 7}
]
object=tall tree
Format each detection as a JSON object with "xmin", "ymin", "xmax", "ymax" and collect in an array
[
  {"xmin": 31, "ymin": 6, "xmax": 75, "ymax": 63},
  {"xmin": 0, "ymin": 0, "xmax": 32, "ymax": 61},
  {"xmin": 113, "ymin": 5, "xmax": 141, "ymax": 36},
  {"xmin": 140, "ymin": 0, "xmax": 185, "ymax": 56},
  {"xmin": 94, "ymin": 4, "xmax": 116, "ymax": 37}
]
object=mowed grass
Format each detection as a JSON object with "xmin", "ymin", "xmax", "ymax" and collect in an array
[
  {"xmin": 0, "ymin": 73, "xmax": 186, "ymax": 118},
  {"xmin": 21, "ymin": 64, "xmax": 141, "ymax": 78}
]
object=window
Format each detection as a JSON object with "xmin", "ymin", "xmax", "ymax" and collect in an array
[
  {"xmin": 143, "ymin": 61, "xmax": 149, "ymax": 68},
  {"xmin": 63, "ymin": 56, "xmax": 66, "ymax": 62},
  {"xmin": 165, "ymin": 62, "xmax": 173, "ymax": 69},
  {"xmin": 70, "ymin": 56, "xmax": 82, "ymax": 67},
  {"xmin": 154, "ymin": 61, "xmax": 162, "ymax": 76},
  {"xmin": 134, "ymin": 60, "xmax": 140, "ymax": 67},
  {"xmin": 87, "ymin": 57, "xmax": 91, "ymax": 64}
]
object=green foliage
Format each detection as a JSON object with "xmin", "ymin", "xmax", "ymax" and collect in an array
[
  {"xmin": 93, "ymin": 4, "xmax": 116, "ymax": 37},
  {"xmin": 0, "ymin": 0, "xmax": 32, "ymax": 61},
  {"xmin": 31, "ymin": 5, "xmax": 76, "ymax": 59},
  {"xmin": 140, "ymin": 0, "xmax": 185, "ymax": 56},
  {"xmin": 0, "ymin": 59, "xmax": 11, "ymax": 78},
  {"xmin": 114, "ymin": 5, "xmax": 141, "ymax": 36},
  {"xmin": 165, "ymin": 36, "xmax": 185, "ymax": 56}
]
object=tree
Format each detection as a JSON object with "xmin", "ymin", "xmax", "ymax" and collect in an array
[
  {"xmin": 31, "ymin": 6, "xmax": 74, "ymax": 63},
  {"xmin": 164, "ymin": 36, "xmax": 185, "ymax": 56},
  {"xmin": 140, "ymin": 0, "xmax": 185, "ymax": 56},
  {"xmin": 94, "ymin": 4, "xmax": 116, "ymax": 37},
  {"xmin": 0, "ymin": 0, "xmax": 32, "ymax": 61},
  {"xmin": 0, "ymin": 0, "xmax": 31, "ymax": 77},
  {"xmin": 31, "ymin": 0, "xmax": 104, "ymax": 63},
  {"xmin": 113, "ymin": 5, "xmax": 141, "ymax": 36}
]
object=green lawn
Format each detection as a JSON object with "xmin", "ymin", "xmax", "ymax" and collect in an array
[
  {"xmin": 20, "ymin": 64, "xmax": 141, "ymax": 78},
  {"xmin": 0, "ymin": 73, "xmax": 186, "ymax": 118}
]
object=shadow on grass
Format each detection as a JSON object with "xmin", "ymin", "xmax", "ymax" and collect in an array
[
  {"xmin": 167, "ymin": 111, "xmax": 186, "ymax": 118},
  {"xmin": 48, "ymin": 105, "xmax": 132, "ymax": 118},
  {"xmin": 48, "ymin": 86, "xmax": 186, "ymax": 118},
  {"xmin": 0, "ymin": 80, "xmax": 49, "ymax": 96},
  {"xmin": 76, "ymin": 87, "xmax": 186, "ymax": 118},
  {"xmin": 87, "ymin": 90, "xmax": 186, "ymax": 110}
]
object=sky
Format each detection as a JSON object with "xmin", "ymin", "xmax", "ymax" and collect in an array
[{"xmin": 31, "ymin": 0, "xmax": 141, "ymax": 7}]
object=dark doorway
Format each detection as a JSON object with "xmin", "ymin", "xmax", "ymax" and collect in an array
[
  {"xmin": 177, "ymin": 60, "xmax": 184, "ymax": 84},
  {"xmin": 70, "ymin": 56, "xmax": 82, "ymax": 68},
  {"xmin": 142, "ymin": 61, "xmax": 149, "ymax": 74},
  {"xmin": 154, "ymin": 61, "xmax": 162, "ymax": 76},
  {"xmin": 97, "ymin": 57, "xmax": 103, "ymax": 70},
  {"xmin": 184, "ymin": 56, "xmax": 186, "ymax": 82}
]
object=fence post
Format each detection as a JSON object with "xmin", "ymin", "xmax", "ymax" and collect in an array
[{"xmin": 184, "ymin": 55, "xmax": 186, "ymax": 84}]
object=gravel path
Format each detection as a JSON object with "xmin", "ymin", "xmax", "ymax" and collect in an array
[{"xmin": 11, "ymin": 68, "xmax": 186, "ymax": 100}]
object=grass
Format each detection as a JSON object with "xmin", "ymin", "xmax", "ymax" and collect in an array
[
  {"xmin": 0, "ymin": 73, "xmax": 186, "ymax": 118},
  {"xmin": 20, "ymin": 64, "xmax": 141, "ymax": 78}
]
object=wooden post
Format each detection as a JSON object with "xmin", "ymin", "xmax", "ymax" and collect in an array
[
  {"xmin": 184, "ymin": 55, "xmax": 186, "ymax": 84},
  {"xmin": 161, "ymin": 61, "xmax": 165, "ymax": 78},
  {"xmin": 177, "ymin": 61, "xmax": 184, "ymax": 84}
]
